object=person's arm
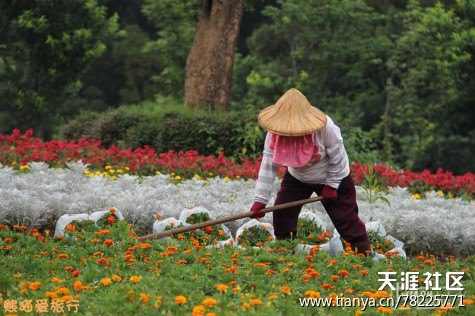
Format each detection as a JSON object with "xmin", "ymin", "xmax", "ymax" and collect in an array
[
  {"xmin": 254, "ymin": 133, "xmax": 278, "ymax": 205},
  {"xmin": 323, "ymin": 118, "xmax": 349, "ymax": 190}
]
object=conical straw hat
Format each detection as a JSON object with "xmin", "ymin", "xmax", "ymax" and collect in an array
[{"xmin": 258, "ymin": 88, "xmax": 327, "ymax": 136}]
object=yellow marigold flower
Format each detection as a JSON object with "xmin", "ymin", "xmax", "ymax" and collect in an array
[
  {"xmin": 175, "ymin": 295, "xmax": 187, "ymax": 304},
  {"xmin": 412, "ymin": 193, "xmax": 421, "ymax": 199},
  {"xmin": 101, "ymin": 278, "xmax": 112, "ymax": 286},
  {"xmin": 201, "ymin": 298, "xmax": 217, "ymax": 307}
]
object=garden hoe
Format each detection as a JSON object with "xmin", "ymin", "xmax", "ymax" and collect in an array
[{"xmin": 138, "ymin": 196, "xmax": 323, "ymax": 241}]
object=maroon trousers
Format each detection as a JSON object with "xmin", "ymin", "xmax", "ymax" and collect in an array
[{"xmin": 273, "ymin": 170, "xmax": 369, "ymax": 245}]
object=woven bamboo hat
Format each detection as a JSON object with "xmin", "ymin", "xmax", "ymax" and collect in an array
[{"xmin": 258, "ymin": 88, "xmax": 327, "ymax": 136}]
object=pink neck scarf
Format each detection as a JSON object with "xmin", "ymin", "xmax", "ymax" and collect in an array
[{"xmin": 269, "ymin": 134, "xmax": 315, "ymax": 168}]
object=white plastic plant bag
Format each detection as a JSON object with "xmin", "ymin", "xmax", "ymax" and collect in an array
[
  {"xmin": 179, "ymin": 207, "xmax": 235, "ymax": 247},
  {"xmin": 152, "ymin": 217, "xmax": 189, "ymax": 240},
  {"xmin": 89, "ymin": 207, "xmax": 124, "ymax": 223},
  {"xmin": 295, "ymin": 211, "xmax": 332, "ymax": 254},
  {"xmin": 235, "ymin": 219, "xmax": 275, "ymax": 249},
  {"xmin": 54, "ymin": 213, "xmax": 90, "ymax": 237},
  {"xmin": 179, "ymin": 207, "xmax": 215, "ymax": 222},
  {"xmin": 365, "ymin": 221, "xmax": 406, "ymax": 260}
]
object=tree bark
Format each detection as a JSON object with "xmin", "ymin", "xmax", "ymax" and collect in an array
[{"xmin": 185, "ymin": 0, "xmax": 245, "ymax": 111}]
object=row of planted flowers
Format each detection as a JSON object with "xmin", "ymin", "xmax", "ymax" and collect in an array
[
  {"xmin": 1, "ymin": 129, "xmax": 474, "ymax": 199},
  {"xmin": 1, "ymin": 208, "xmax": 473, "ymax": 315}
]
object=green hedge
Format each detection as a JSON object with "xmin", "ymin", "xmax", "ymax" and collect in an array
[
  {"xmin": 57, "ymin": 102, "xmax": 266, "ymax": 160},
  {"xmin": 57, "ymin": 100, "xmax": 380, "ymax": 163}
]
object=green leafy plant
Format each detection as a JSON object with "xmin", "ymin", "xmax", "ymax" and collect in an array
[
  {"xmin": 367, "ymin": 230, "xmax": 396, "ymax": 254},
  {"xmin": 360, "ymin": 165, "xmax": 390, "ymax": 206},
  {"xmin": 184, "ymin": 212, "xmax": 231, "ymax": 243},
  {"xmin": 237, "ymin": 225, "xmax": 274, "ymax": 248},
  {"xmin": 295, "ymin": 217, "xmax": 330, "ymax": 245}
]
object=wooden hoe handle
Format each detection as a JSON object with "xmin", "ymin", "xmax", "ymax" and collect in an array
[{"xmin": 137, "ymin": 196, "xmax": 323, "ymax": 241}]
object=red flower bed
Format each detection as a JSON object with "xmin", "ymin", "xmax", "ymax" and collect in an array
[
  {"xmin": 351, "ymin": 163, "xmax": 475, "ymax": 198},
  {"xmin": 1, "ymin": 129, "xmax": 473, "ymax": 198}
]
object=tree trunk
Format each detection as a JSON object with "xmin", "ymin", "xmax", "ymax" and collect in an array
[{"xmin": 185, "ymin": 0, "xmax": 245, "ymax": 111}]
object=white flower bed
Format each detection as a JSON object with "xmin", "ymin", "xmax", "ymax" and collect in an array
[{"xmin": 0, "ymin": 162, "xmax": 474, "ymax": 255}]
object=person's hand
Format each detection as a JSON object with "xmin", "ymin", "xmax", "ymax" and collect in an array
[
  {"xmin": 321, "ymin": 186, "xmax": 337, "ymax": 204},
  {"xmin": 250, "ymin": 202, "xmax": 266, "ymax": 218}
]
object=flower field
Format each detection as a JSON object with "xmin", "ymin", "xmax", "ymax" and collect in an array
[{"xmin": 1, "ymin": 130, "xmax": 474, "ymax": 315}]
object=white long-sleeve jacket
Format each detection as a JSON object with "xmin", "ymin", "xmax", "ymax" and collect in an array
[{"xmin": 254, "ymin": 116, "xmax": 350, "ymax": 204}]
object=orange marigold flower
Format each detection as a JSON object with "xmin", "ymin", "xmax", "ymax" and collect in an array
[
  {"xmin": 193, "ymin": 305, "xmax": 206, "ymax": 316},
  {"xmin": 74, "ymin": 281, "xmax": 83, "ymax": 291},
  {"xmin": 4, "ymin": 238, "xmax": 13, "ymax": 242},
  {"xmin": 323, "ymin": 231, "xmax": 330, "ymax": 238},
  {"xmin": 242, "ymin": 302, "xmax": 251, "ymax": 308},
  {"xmin": 66, "ymin": 224, "xmax": 76, "ymax": 231},
  {"xmin": 305, "ymin": 290, "xmax": 321, "ymax": 298},
  {"xmin": 140, "ymin": 293, "xmax": 149, "ymax": 304},
  {"xmin": 175, "ymin": 295, "xmax": 187, "ymax": 304},
  {"xmin": 329, "ymin": 260, "xmax": 337, "ymax": 266},
  {"xmin": 97, "ymin": 258, "xmax": 109, "ymax": 265},
  {"xmin": 338, "ymin": 270, "xmax": 349, "ymax": 276},
  {"xmin": 215, "ymin": 284, "xmax": 229, "ymax": 291},
  {"xmin": 202, "ymin": 298, "xmax": 217, "ymax": 307},
  {"xmin": 107, "ymin": 216, "xmax": 116, "ymax": 224},
  {"xmin": 57, "ymin": 254, "xmax": 70, "ymax": 260},
  {"xmin": 360, "ymin": 270, "xmax": 369, "ymax": 275},
  {"xmin": 330, "ymin": 275, "xmax": 340, "ymax": 280},
  {"xmin": 109, "ymin": 208, "xmax": 116, "ymax": 214},
  {"xmin": 353, "ymin": 264, "xmax": 362, "ymax": 269},
  {"xmin": 321, "ymin": 284, "xmax": 332, "ymax": 290},
  {"xmin": 205, "ymin": 226, "xmax": 212, "ymax": 233},
  {"xmin": 251, "ymin": 299, "xmax": 262, "ymax": 305},
  {"xmin": 112, "ymin": 275, "xmax": 122, "ymax": 282},
  {"xmin": 265, "ymin": 270, "xmax": 276, "ymax": 275},
  {"xmin": 129, "ymin": 276, "xmax": 140, "ymax": 283},
  {"xmin": 103, "ymin": 239, "xmax": 114, "ymax": 246},
  {"xmin": 0, "ymin": 224, "xmax": 7, "ymax": 229},
  {"xmin": 101, "ymin": 278, "xmax": 112, "ymax": 286},
  {"xmin": 46, "ymin": 291, "xmax": 57, "ymax": 298},
  {"xmin": 72, "ymin": 270, "xmax": 81, "ymax": 278},
  {"xmin": 29, "ymin": 282, "xmax": 41, "ymax": 290},
  {"xmin": 281, "ymin": 286, "xmax": 291, "ymax": 294},
  {"xmin": 64, "ymin": 266, "xmax": 74, "ymax": 271},
  {"xmin": 56, "ymin": 287, "xmax": 70, "ymax": 294}
]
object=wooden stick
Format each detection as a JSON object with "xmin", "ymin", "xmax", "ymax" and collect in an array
[{"xmin": 137, "ymin": 196, "xmax": 323, "ymax": 241}]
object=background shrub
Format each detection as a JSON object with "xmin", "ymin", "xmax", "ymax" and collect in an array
[{"xmin": 57, "ymin": 100, "xmax": 379, "ymax": 163}]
